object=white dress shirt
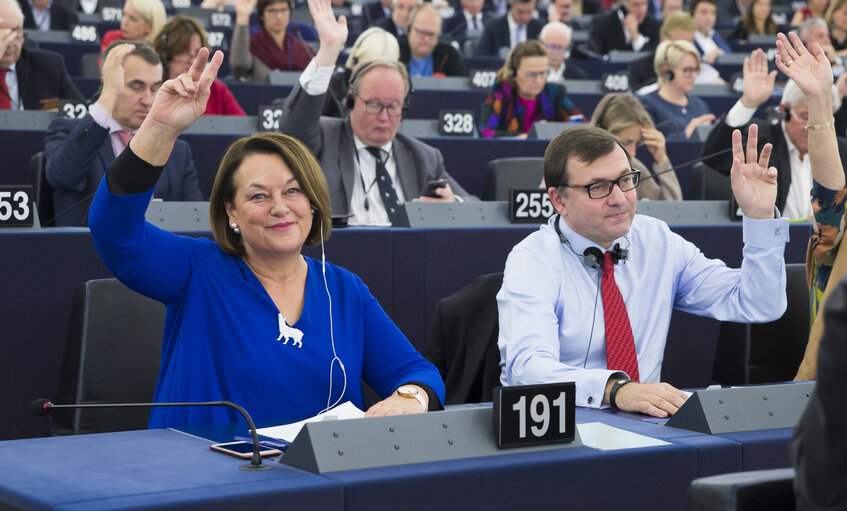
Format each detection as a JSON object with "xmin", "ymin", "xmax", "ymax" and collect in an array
[{"xmin": 498, "ymin": 213, "xmax": 789, "ymax": 408}]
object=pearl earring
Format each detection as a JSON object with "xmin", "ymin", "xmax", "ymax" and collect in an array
[{"xmin": 231, "ymin": 222, "xmax": 240, "ymax": 234}]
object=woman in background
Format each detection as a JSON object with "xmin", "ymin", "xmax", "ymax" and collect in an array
[
  {"xmin": 154, "ymin": 16, "xmax": 246, "ymax": 116},
  {"xmin": 592, "ymin": 93, "xmax": 683, "ymax": 201},
  {"xmin": 479, "ymin": 41, "xmax": 583, "ymax": 138},
  {"xmin": 639, "ymin": 40, "xmax": 714, "ymax": 140},
  {"xmin": 231, "ymin": 0, "xmax": 313, "ymax": 82},
  {"xmin": 99, "ymin": 0, "xmax": 166, "ymax": 53},
  {"xmin": 730, "ymin": 0, "xmax": 780, "ymax": 42}
]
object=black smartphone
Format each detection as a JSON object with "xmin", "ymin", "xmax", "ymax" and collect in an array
[
  {"xmin": 423, "ymin": 179, "xmax": 448, "ymax": 198},
  {"xmin": 209, "ymin": 441, "xmax": 282, "ymax": 460}
]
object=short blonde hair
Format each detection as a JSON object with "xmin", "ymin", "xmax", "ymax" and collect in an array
[
  {"xmin": 660, "ymin": 11, "xmax": 695, "ymax": 37},
  {"xmin": 653, "ymin": 39, "xmax": 700, "ymax": 83},
  {"xmin": 128, "ymin": 0, "xmax": 167, "ymax": 44},
  {"xmin": 209, "ymin": 133, "xmax": 332, "ymax": 255},
  {"xmin": 345, "ymin": 28, "xmax": 401, "ymax": 69}
]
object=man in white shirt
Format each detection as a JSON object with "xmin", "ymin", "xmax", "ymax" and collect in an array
[
  {"xmin": 701, "ymin": 48, "xmax": 846, "ymax": 220},
  {"xmin": 498, "ymin": 125, "xmax": 788, "ymax": 417}
]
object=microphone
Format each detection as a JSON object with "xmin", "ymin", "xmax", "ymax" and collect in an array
[
  {"xmin": 31, "ymin": 398, "xmax": 273, "ymax": 471},
  {"xmin": 42, "ymin": 191, "xmax": 97, "ymax": 226},
  {"xmin": 638, "ymin": 146, "xmax": 733, "ymax": 182}
]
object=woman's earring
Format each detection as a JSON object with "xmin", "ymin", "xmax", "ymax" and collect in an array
[{"xmin": 231, "ymin": 222, "xmax": 240, "ymax": 234}]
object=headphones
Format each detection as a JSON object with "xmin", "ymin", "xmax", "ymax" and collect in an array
[
  {"xmin": 345, "ymin": 59, "xmax": 413, "ymax": 115},
  {"xmin": 780, "ymin": 104, "xmax": 792, "ymax": 122},
  {"xmin": 660, "ymin": 41, "xmax": 683, "ymax": 83},
  {"xmin": 553, "ymin": 214, "xmax": 629, "ymax": 269},
  {"xmin": 593, "ymin": 93, "xmax": 625, "ymax": 129},
  {"xmin": 156, "ymin": 17, "xmax": 201, "ymax": 65}
]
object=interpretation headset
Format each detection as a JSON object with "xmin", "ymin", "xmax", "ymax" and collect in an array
[
  {"xmin": 661, "ymin": 41, "xmax": 676, "ymax": 82},
  {"xmin": 592, "ymin": 92, "xmax": 626, "ymax": 130},
  {"xmin": 345, "ymin": 59, "xmax": 413, "ymax": 115},
  {"xmin": 553, "ymin": 213, "xmax": 629, "ymax": 268},
  {"xmin": 156, "ymin": 16, "xmax": 202, "ymax": 66}
]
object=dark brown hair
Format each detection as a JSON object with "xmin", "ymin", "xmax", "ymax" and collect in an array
[
  {"xmin": 209, "ymin": 132, "xmax": 332, "ymax": 255},
  {"xmin": 543, "ymin": 126, "xmax": 632, "ymax": 188},
  {"xmin": 152, "ymin": 14, "xmax": 209, "ymax": 78}
]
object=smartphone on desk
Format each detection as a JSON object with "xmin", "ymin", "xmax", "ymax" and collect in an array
[{"xmin": 210, "ymin": 441, "xmax": 282, "ymax": 459}]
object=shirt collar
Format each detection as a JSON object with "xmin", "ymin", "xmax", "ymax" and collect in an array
[
  {"xmin": 549, "ymin": 214, "xmax": 628, "ymax": 255},
  {"xmin": 353, "ymin": 133, "xmax": 392, "ymax": 155}
]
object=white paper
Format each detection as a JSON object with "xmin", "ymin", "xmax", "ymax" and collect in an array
[
  {"xmin": 257, "ymin": 401, "xmax": 365, "ymax": 441},
  {"xmin": 576, "ymin": 422, "xmax": 670, "ymax": 451}
]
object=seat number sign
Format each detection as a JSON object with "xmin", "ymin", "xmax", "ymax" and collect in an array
[
  {"xmin": 510, "ymin": 189, "xmax": 554, "ymax": 223},
  {"xmin": 493, "ymin": 382, "xmax": 575, "ymax": 448},
  {"xmin": 0, "ymin": 186, "xmax": 34, "ymax": 227}
]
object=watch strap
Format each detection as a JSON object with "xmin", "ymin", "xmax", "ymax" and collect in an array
[{"xmin": 609, "ymin": 378, "xmax": 632, "ymax": 409}]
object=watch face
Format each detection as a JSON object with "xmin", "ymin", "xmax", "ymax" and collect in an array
[{"xmin": 398, "ymin": 386, "xmax": 418, "ymax": 397}]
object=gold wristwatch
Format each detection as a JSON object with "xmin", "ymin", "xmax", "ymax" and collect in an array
[{"xmin": 397, "ymin": 385, "xmax": 427, "ymax": 411}]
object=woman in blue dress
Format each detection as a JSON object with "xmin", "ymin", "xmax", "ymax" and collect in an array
[{"xmin": 87, "ymin": 0, "xmax": 444, "ymax": 429}]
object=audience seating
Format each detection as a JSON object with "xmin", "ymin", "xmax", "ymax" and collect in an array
[
  {"xmin": 684, "ymin": 469, "xmax": 795, "ymax": 511},
  {"xmin": 482, "ymin": 157, "xmax": 544, "ymax": 201}
]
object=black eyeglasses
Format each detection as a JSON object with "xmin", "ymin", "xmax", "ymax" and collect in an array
[
  {"xmin": 355, "ymin": 95, "xmax": 404, "ymax": 117},
  {"xmin": 558, "ymin": 171, "xmax": 641, "ymax": 199}
]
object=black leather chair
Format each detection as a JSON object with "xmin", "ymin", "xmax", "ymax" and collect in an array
[
  {"xmin": 426, "ymin": 273, "xmax": 503, "ymax": 405},
  {"xmin": 482, "ymin": 157, "xmax": 545, "ymax": 201},
  {"xmin": 687, "ymin": 162, "xmax": 732, "ymax": 201},
  {"xmin": 684, "ymin": 468, "xmax": 796, "ymax": 511},
  {"xmin": 52, "ymin": 279, "xmax": 165, "ymax": 435},
  {"xmin": 29, "ymin": 151, "xmax": 54, "ymax": 227},
  {"xmin": 712, "ymin": 263, "xmax": 810, "ymax": 385}
]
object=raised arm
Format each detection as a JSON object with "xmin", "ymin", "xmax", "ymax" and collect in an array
[
  {"xmin": 730, "ymin": 123, "xmax": 778, "ymax": 219},
  {"xmin": 776, "ymin": 31, "xmax": 845, "ymax": 191},
  {"xmin": 130, "ymin": 48, "xmax": 224, "ymax": 166}
]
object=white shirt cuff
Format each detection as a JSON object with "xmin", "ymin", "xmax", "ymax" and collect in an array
[
  {"xmin": 88, "ymin": 102, "xmax": 111, "ymax": 129},
  {"xmin": 299, "ymin": 58, "xmax": 335, "ymax": 96},
  {"xmin": 725, "ymin": 100, "xmax": 757, "ymax": 128}
]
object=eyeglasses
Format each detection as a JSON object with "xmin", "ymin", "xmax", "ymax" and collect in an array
[
  {"xmin": 559, "ymin": 171, "xmax": 641, "ymax": 199},
  {"xmin": 520, "ymin": 69, "xmax": 549, "ymax": 80},
  {"xmin": 676, "ymin": 66, "xmax": 699, "ymax": 76},
  {"xmin": 355, "ymin": 95, "xmax": 404, "ymax": 117},
  {"xmin": 264, "ymin": 7, "xmax": 290, "ymax": 16},
  {"xmin": 411, "ymin": 26, "xmax": 440, "ymax": 39},
  {"xmin": 544, "ymin": 44, "xmax": 568, "ymax": 53}
]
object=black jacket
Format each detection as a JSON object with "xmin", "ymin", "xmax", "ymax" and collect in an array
[
  {"xmin": 475, "ymin": 14, "xmax": 543, "ymax": 56},
  {"xmin": 587, "ymin": 6, "xmax": 661, "ymax": 54},
  {"xmin": 19, "ymin": 0, "xmax": 78, "ymax": 30},
  {"xmin": 399, "ymin": 37, "xmax": 467, "ymax": 77},
  {"xmin": 15, "ymin": 47, "xmax": 83, "ymax": 109}
]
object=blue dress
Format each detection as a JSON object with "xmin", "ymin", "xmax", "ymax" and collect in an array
[
  {"xmin": 639, "ymin": 90, "xmax": 712, "ymax": 141},
  {"xmin": 88, "ymin": 177, "xmax": 445, "ymax": 429}
]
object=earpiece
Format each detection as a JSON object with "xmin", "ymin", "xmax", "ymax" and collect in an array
[
  {"xmin": 782, "ymin": 105, "xmax": 792, "ymax": 122},
  {"xmin": 553, "ymin": 214, "xmax": 629, "ymax": 268},
  {"xmin": 664, "ymin": 70, "xmax": 675, "ymax": 82}
]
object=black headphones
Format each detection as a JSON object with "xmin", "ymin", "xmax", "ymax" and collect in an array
[
  {"xmin": 660, "ymin": 41, "xmax": 678, "ymax": 82},
  {"xmin": 345, "ymin": 59, "xmax": 412, "ymax": 115},
  {"xmin": 593, "ymin": 92, "xmax": 625, "ymax": 129},
  {"xmin": 553, "ymin": 214, "xmax": 628, "ymax": 269},
  {"xmin": 782, "ymin": 105, "xmax": 792, "ymax": 122}
]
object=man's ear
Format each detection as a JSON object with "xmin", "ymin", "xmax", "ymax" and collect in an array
[{"xmin": 548, "ymin": 186, "xmax": 567, "ymax": 217}]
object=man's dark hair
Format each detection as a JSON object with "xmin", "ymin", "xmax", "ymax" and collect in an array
[
  {"xmin": 100, "ymin": 40, "xmax": 161, "ymax": 69},
  {"xmin": 507, "ymin": 0, "xmax": 534, "ymax": 8},
  {"xmin": 543, "ymin": 126, "xmax": 631, "ymax": 188},
  {"xmin": 258, "ymin": 0, "xmax": 293, "ymax": 23},
  {"xmin": 689, "ymin": 0, "xmax": 717, "ymax": 15}
]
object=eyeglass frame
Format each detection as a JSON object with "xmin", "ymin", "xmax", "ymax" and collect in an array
[
  {"xmin": 353, "ymin": 94, "xmax": 405, "ymax": 117},
  {"xmin": 411, "ymin": 26, "xmax": 440, "ymax": 39},
  {"xmin": 556, "ymin": 170, "xmax": 641, "ymax": 199},
  {"xmin": 264, "ymin": 6, "xmax": 291, "ymax": 16}
]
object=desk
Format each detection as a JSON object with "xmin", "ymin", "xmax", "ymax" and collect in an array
[
  {"xmin": 0, "ymin": 224, "xmax": 810, "ymax": 441},
  {"xmin": 0, "ymin": 407, "xmax": 793, "ymax": 510}
]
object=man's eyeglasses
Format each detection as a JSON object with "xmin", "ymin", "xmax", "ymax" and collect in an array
[
  {"xmin": 355, "ymin": 95, "xmax": 404, "ymax": 117},
  {"xmin": 559, "ymin": 171, "xmax": 641, "ymax": 199},
  {"xmin": 544, "ymin": 44, "xmax": 568, "ymax": 53}
]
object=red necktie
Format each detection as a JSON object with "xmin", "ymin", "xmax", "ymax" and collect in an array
[
  {"xmin": 0, "ymin": 69, "xmax": 11, "ymax": 110},
  {"xmin": 116, "ymin": 131, "xmax": 135, "ymax": 149},
  {"xmin": 601, "ymin": 251, "xmax": 640, "ymax": 381}
]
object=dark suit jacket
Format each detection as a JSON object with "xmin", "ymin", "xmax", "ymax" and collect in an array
[
  {"xmin": 475, "ymin": 14, "xmax": 543, "ymax": 56},
  {"xmin": 399, "ymin": 37, "xmax": 467, "ymax": 76},
  {"xmin": 45, "ymin": 115, "xmax": 203, "ymax": 226},
  {"xmin": 363, "ymin": 0, "xmax": 389, "ymax": 25},
  {"xmin": 791, "ymin": 275, "xmax": 847, "ymax": 510},
  {"xmin": 627, "ymin": 52, "xmax": 656, "ymax": 92},
  {"xmin": 15, "ymin": 47, "xmax": 83, "ymax": 109},
  {"xmin": 19, "ymin": 0, "xmax": 78, "ymax": 30},
  {"xmin": 701, "ymin": 114, "xmax": 847, "ymax": 212},
  {"xmin": 442, "ymin": 10, "xmax": 494, "ymax": 40},
  {"xmin": 563, "ymin": 61, "xmax": 589, "ymax": 79},
  {"xmin": 587, "ymin": 7, "xmax": 661, "ymax": 54},
  {"xmin": 425, "ymin": 273, "xmax": 503, "ymax": 405},
  {"xmin": 278, "ymin": 81, "xmax": 474, "ymax": 217},
  {"xmin": 372, "ymin": 16, "xmax": 402, "ymax": 38}
]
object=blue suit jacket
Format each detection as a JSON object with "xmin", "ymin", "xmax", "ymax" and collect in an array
[{"xmin": 45, "ymin": 114, "xmax": 203, "ymax": 226}]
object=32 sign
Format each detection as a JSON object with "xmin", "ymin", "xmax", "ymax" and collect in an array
[
  {"xmin": 493, "ymin": 382, "xmax": 575, "ymax": 448},
  {"xmin": 0, "ymin": 186, "xmax": 34, "ymax": 227}
]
